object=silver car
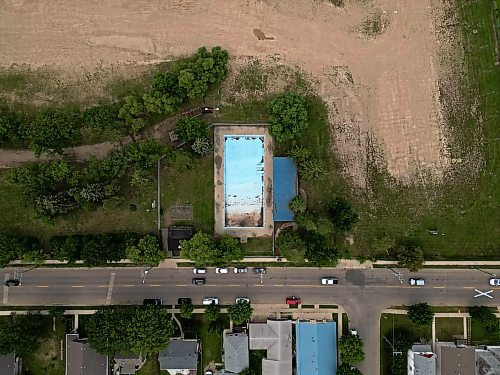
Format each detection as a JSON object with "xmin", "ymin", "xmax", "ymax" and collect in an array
[{"xmin": 489, "ymin": 278, "xmax": 500, "ymax": 286}]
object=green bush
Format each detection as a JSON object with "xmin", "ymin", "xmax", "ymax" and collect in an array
[
  {"xmin": 275, "ymin": 231, "xmax": 306, "ymax": 263},
  {"xmin": 174, "ymin": 117, "xmax": 208, "ymax": 143},
  {"xmin": 83, "ymin": 103, "xmax": 120, "ymax": 131},
  {"xmin": 268, "ymin": 92, "xmax": 308, "ymax": 142},
  {"xmin": 288, "ymin": 146, "xmax": 326, "ymax": 181},
  {"xmin": 289, "ymin": 196, "xmax": 307, "ymax": 214}
]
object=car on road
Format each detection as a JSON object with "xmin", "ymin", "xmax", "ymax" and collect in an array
[
  {"xmin": 177, "ymin": 298, "xmax": 192, "ymax": 305},
  {"xmin": 350, "ymin": 328, "xmax": 358, "ymax": 335},
  {"xmin": 321, "ymin": 277, "xmax": 339, "ymax": 285},
  {"xmin": 192, "ymin": 278, "xmax": 206, "ymax": 285},
  {"xmin": 205, "ymin": 371, "xmax": 214, "ymax": 375},
  {"xmin": 4, "ymin": 279, "xmax": 20, "ymax": 287},
  {"xmin": 253, "ymin": 267, "xmax": 267, "ymax": 274},
  {"xmin": 193, "ymin": 268, "xmax": 207, "ymax": 274},
  {"xmin": 235, "ymin": 297, "xmax": 250, "ymax": 304},
  {"xmin": 143, "ymin": 298, "xmax": 162, "ymax": 306},
  {"xmin": 286, "ymin": 296, "xmax": 301, "ymax": 305},
  {"xmin": 489, "ymin": 278, "xmax": 500, "ymax": 286},
  {"xmin": 409, "ymin": 278, "xmax": 425, "ymax": 286},
  {"xmin": 202, "ymin": 297, "xmax": 219, "ymax": 305},
  {"xmin": 234, "ymin": 267, "xmax": 248, "ymax": 274},
  {"xmin": 216, "ymin": 267, "xmax": 229, "ymax": 274}
]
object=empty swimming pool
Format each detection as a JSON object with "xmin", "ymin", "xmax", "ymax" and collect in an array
[{"xmin": 224, "ymin": 135, "xmax": 265, "ymax": 227}]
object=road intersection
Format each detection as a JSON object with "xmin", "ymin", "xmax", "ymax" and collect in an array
[{"xmin": 2, "ymin": 266, "xmax": 498, "ymax": 375}]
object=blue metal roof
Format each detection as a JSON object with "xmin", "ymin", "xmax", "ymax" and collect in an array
[
  {"xmin": 273, "ymin": 157, "xmax": 297, "ymax": 222},
  {"xmin": 296, "ymin": 322, "xmax": 337, "ymax": 375}
]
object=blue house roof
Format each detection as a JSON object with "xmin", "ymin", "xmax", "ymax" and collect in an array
[
  {"xmin": 296, "ymin": 322, "xmax": 337, "ymax": 375},
  {"xmin": 273, "ymin": 157, "xmax": 297, "ymax": 222}
]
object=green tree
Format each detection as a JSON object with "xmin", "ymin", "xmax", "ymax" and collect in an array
[
  {"xmin": 208, "ymin": 319, "xmax": 225, "ymax": 334},
  {"xmin": 328, "ymin": 196, "xmax": 358, "ymax": 231},
  {"xmin": 191, "ymin": 137, "xmax": 212, "ymax": 156},
  {"xmin": 29, "ymin": 108, "xmax": 83, "ymax": 156},
  {"xmin": 469, "ymin": 305, "xmax": 498, "ymax": 331},
  {"xmin": 288, "ymin": 146, "xmax": 326, "ymax": 181},
  {"xmin": 83, "ymin": 103, "xmax": 119, "ymax": 131},
  {"xmin": 48, "ymin": 306, "xmax": 66, "ymax": 321},
  {"xmin": 289, "ymin": 196, "xmax": 307, "ymax": 214},
  {"xmin": 0, "ymin": 106, "xmax": 26, "ymax": 144},
  {"xmin": 408, "ymin": 303, "xmax": 434, "ymax": 326},
  {"xmin": 86, "ymin": 305, "xmax": 174, "ymax": 356},
  {"xmin": 180, "ymin": 232, "xmax": 219, "ymax": 266},
  {"xmin": 301, "ymin": 231, "xmax": 340, "ymax": 267},
  {"xmin": 204, "ymin": 303, "xmax": 220, "ymax": 322},
  {"xmin": 338, "ymin": 333, "xmax": 365, "ymax": 364},
  {"xmin": 268, "ymin": 92, "xmax": 308, "ymax": 142},
  {"xmin": 337, "ymin": 364, "xmax": 363, "ymax": 375},
  {"xmin": 143, "ymin": 90, "xmax": 180, "ymax": 115},
  {"xmin": 0, "ymin": 235, "xmax": 29, "ymax": 267},
  {"xmin": 228, "ymin": 301, "xmax": 253, "ymax": 325},
  {"xmin": 217, "ymin": 236, "xmax": 244, "ymax": 266},
  {"xmin": 396, "ymin": 243, "xmax": 424, "ymax": 272},
  {"xmin": 126, "ymin": 235, "xmax": 164, "ymax": 265},
  {"xmin": 0, "ymin": 313, "xmax": 44, "ymax": 356},
  {"xmin": 275, "ymin": 231, "xmax": 306, "ymax": 263},
  {"xmin": 174, "ymin": 117, "xmax": 207, "ymax": 143},
  {"xmin": 179, "ymin": 303, "xmax": 194, "ymax": 319}
]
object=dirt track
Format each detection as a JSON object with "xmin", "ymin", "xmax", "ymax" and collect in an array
[{"xmin": 0, "ymin": 0, "xmax": 449, "ymax": 182}]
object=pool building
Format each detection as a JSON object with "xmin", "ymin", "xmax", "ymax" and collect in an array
[{"xmin": 214, "ymin": 124, "xmax": 297, "ymax": 239}]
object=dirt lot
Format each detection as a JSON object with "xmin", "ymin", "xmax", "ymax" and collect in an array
[{"xmin": 0, "ymin": 0, "xmax": 448, "ymax": 182}]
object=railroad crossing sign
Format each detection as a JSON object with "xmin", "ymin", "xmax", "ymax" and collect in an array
[{"xmin": 474, "ymin": 289, "xmax": 494, "ymax": 299}]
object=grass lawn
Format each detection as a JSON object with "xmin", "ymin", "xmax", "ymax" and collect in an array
[
  {"xmin": 470, "ymin": 318, "xmax": 500, "ymax": 345},
  {"xmin": 249, "ymin": 350, "xmax": 266, "ymax": 375},
  {"xmin": 435, "ymin": 317, "xmax": 464, "ymax": 341},
  {"xmin": 380, "ymin": 314, "xmax": 432, "ymax": 375},
  {"xmin": 241, "ymin": 237, "xmax": 274, "ymax": 256},
  {"xmin": 135, "ymin": 356, "xmax": 169, "ymax": 375},
  {"xmin": 22, "ymin": 317, "xmax": 68, "ymax": 375}
]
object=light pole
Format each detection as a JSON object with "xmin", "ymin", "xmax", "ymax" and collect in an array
[
  {"xmin": 472, "ymin": 266, "xmax": 497, "ymax": 278},
  {"xmin": 387, "ymin": 266, "xmax": 404, "ymax": 284},
  {"xmin": 141, "ymin": 266, "xmax": 154, "ymax": 284}
]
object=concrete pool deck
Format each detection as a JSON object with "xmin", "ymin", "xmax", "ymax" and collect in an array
[{"xmin": 214, "ymin": 124, "xmax": 273, "ymax": 239}]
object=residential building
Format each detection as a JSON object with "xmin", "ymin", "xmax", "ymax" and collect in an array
[
  {"xmin": 0, "ymin": 353, "xmax": 20, "ymax": 375},
  {"xmin": 158, "ymin": 339, "xmax": 199, "ymax": 375},
  {"xmin": 114, "ymin": 352, "xmax": 146, "ymax": 374},
  {"xmin": 296, "ymin": 321, "xmax": 338, "ymax": 375},
  {"xmin": 436, "ymin": 342, "xmax": 475, "ymax": 375},
  {"xmin": 224, "ymin": 333, "xmax": 249, "ymax": 374},
  {"xmin": 249, "ymin": 319, "xmax": 293, "ymax": 375},
  {"xmin": 65, "ymin": 334, "xmax": 108, "ymax": 375},
  {"xmin": 476, "ymin": 346, "xmax": 500, "ymax": 375},
  {"xmin": 408, "ymin": 345, "xmax": 436, "ymax": 375}
]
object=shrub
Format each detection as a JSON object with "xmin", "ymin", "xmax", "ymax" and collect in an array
[
  {"xmin": 289, "ymin": 196, "xmax": 306, "ymax": 214},
  {"xmin": 328, "ymin": 196, "xmax": 359, "ymax": 231},
  {"xmin": 191, "ymin": 137, "xmax": 212, "ymax": 156},
  {"xmin": 275, "ymin": 231, "xmax": 306, "ymax": 263},
  {"xmin": 174, "ymin": 117, "xmax": 207, "ymax": 143},
  {"xmin": 408, "ymin": 303, "xmax": 434, "ymax": 326},
  {"xmin": 268, "ymin": 92, "xmax": 308, "ymax": 142},
  {"xmin": 83, "ymin": 103, "xmax": 120, "ymax": 132},
  {"xmin": 288, "ymin": 146, "xmax": 326, "ymax": 181}
]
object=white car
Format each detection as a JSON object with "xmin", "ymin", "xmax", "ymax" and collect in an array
[
  {"xmin": 193, "ymin": 268, "xmax": 207, "ymax": 274},
  {"xmin": 202, "ymin": 297, "xmax": 219, "ymax": 305},
  {"xmin": 235, "ymin": 297, "xmax": 250, "ymax": 304},
  {"xmin": 321, "ymin": 277, "xmax": 339, "ymax": 285},
  {"xmin": 350, "ymin": 328, "xmax": 358, "ymax": 336},
  {"xmin": 489, "ymin": 278, "xmax": 500, "ymax": 286},
  {"xmin": 216, "ymin": 267, "xmax": 229, "ymax": 274},
  {"xmin": 409, "ymin": 278, "xmax": 425, "ymax": 286},
  {"xmin": 234, "ymin": 267, "xmax": 248, "ymax": 274}
]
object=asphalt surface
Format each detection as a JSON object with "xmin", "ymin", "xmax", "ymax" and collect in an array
[{"xmin": 2, "ymin": 266, "xmax": 499, "ymax": 375}]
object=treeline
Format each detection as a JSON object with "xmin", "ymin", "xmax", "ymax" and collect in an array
[
  {"xmin": 0, "ymin": 46, "xmax": 229, "ymax": 155},
  {"xmin": 0, "ymin": 232, "xmax": 163, "ymax": 267}
]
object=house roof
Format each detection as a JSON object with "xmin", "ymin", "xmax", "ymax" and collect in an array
[
  {"xmin": 158, "ymin": 339, "xmax": 198, "ymax": 371},
  {"xmin": 249, "ymin": 319, "xmax": 292, "ymax": 375},
  {"xmin": 476, "ymin": 346, "xmax": 500, "ymax": 375},
  {"xmin": 0, "ymin": 353, "xmax": 17, "ymax": 375},
  {"xmin": 66, "ymin": 334, "xmax": 108, "ymax": 375},
  {"xmin": 272, "ymin": 157, "xmax": 297, "ymax": 222},
  {"xmin": 296, "ymin": 321, "xmax": 337, "ymax": 375},
  {"xmin": 408, "ymin": 345, "xmax": 436, "ymax": 375},
  {"xmin": 224, "ymin": 333, "xmax": 249, "ymax": 373}
]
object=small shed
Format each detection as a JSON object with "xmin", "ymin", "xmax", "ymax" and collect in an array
[
  {"xmin": 166, "ymin": 226, "xmax": 195, "ymax": 257},
  {"xmin": 272, "ymin": 157, "xmax": 298, "ymax": 222}
]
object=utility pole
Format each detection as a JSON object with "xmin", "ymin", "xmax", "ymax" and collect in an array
[
  {"xmin": 387, "ymin": 266, "xmax": 404, "ymax": 284},
  {"xmin": 472, "ymin": 266, "xmax": 497, "ymax": 278}
]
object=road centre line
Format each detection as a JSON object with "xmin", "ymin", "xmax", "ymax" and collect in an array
[
  {"xmin": 149, "ymin": 284, "xmax": 161, "ymax": 287},
  {"xmin": 274, "ymin": 284, "xmax": 284, "ymax": 287},
  {"xmin": 122, "ymin": 284, "xmax": 134, "ymax": 287},
  {"xmin": 37, "ymin": 285, "xmax": 50, "ymax": 288},
  {"xmin": 228, "ymin": 284, "xmax": 240, "ymax": 287},
  {"xmin": 176, "ymin": 284, "xmax": 187, "ymax": 287},
  {"xmin": 433, "ymin": 286, "xmax": 445, "ymax": 289},
  {"xmin": 253, "ymin": 284, "xmax": 265, "ymax": 287},
  {"xmin": 72, "ymin": 285, "xmax": 84, "ymax": 288}
]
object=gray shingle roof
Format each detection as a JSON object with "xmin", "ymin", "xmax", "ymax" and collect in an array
[
  {"xmin": 158, "ymin": 339, "xmax": 198, "ymax": 371},
  {"xmin": 224, "ymin": 333, "xmax": 249, "ymax": 373},
  {"xmin": 65, "ymin": 334, "xmax": 108, "ymax": 375}
]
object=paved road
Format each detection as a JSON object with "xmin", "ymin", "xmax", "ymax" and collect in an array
[{"xmin": 2, "ymin": 266, "xmax": 499, "ymax": 374}]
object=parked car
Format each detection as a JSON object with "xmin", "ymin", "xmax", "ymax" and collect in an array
[
  {"xmin": 205, "ymin": 370, "xmax": 214, "ymax": 375},
  {"xmin": 193, "ymin": 268, "xmax": 207, "ymax": 274},
  {"xmin": 253, "ymin": 267, "xmax": 267, "ymax": 274},
  {"xmin": 235, "ymin": 297, "xmax": 250, "ymax": 304},
  {"xmin": 321, "ymin": 277, "xmax": 339, "ymax": 285},
  {"xmin": 192, "ymin": 278, "xmax": 206, "ymax": 285},
  {"xmin": 489, "ymin": 278, "xmax": 500, "ymax": 286},
  {"xmin": 409, "ymin": 278, "xmax": 425, "ymax": 286},
  {"xmin": 177, "ymin": 298, "xmax": 192, "ymax": 305},
  {"xmin": 286, "ymin": 296, "xmax": 301, "ymax": 305},
  {"xmin": 4, "ymin": 279, "xmax": 19, "ymax": 287},
  {"xmin": 143, "ymin": 298, "xmax": 162, "ymax": 306},
  {"xmin": 350, "ymin": 328, "xmax": 358, "ymax": 336},
  {"xmin": 202, "ymin": 297, "xmax": 219, "ymax": 305},
  {"xmin": 216, "ymin": 267, "xmax": 229, "ymax": 274},
  {"xmin": 234, "ymin": 267, "xmax": 248, "ymax": 274}
]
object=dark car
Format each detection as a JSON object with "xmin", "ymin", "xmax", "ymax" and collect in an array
[
  {"xmin": 178, "ymin": 298, "xmax": 192, "ymax": 305},
  {"xmin": 143, "ymin": 298, "xmax": 163, "ymax": 306},
  {"xmin": 253, "ymin": 267, "xmax": 267, "ymax": 275},
  {"xmin": 192, "ymin": 278, "xmax": 206, "ymax": 285},
  {"xmin": 4, "ymin": 279, "xmax": 20, "ymax": 287}
]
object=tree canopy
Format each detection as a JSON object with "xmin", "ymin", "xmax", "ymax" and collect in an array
[
  {"xmin": 396, "ymin": 243, "xmax": 424, "ymax": 272},
  {"xmin": 328, "ymin": 196, "xmax": 359, "ymax": 231},
  {"xmin": 227, "ymin": 301, "xmax": 253, "ymax": 325},
  {"xmin": 338, "ymin": 333, "xmax": 365, "ymax": 364},
  {"xmin": 204, "ymin": 303, "xmax": 220, "ymax": 322},
  {"xmin": 0, "ymin": 313, "xmax": 44, "ymax": 356},
  {"xmin": 179, "ymin": 303, "xmax": 194, "ymax": 319},
  {"xmin": 408, "ymin": 303, "xmax": 434, "ymax": 326},
  {"xmin": 180, "ymin": 233, "xmax": 243, "ymax": 266},
  {"xmin": 86, "ymin": 305, "xmax": 174, "ymax": 356},
  {"xmin": 469, "ymin": 305, "xmax": 498, "ymax": 331},
  {"xmin": 174, "ymin": 117, "xmax": 208, "ymax": 143},
  {"xmin": 275, "ymin": 231, "xmax": 307, "ymax": 263},
  {"xmin": 268, "ymin": 92, "xmax": 308, "ymax": 142},
  {"xmin": 288, "ymin": 145, "xmax": 326, "ymax": 181},
  {"xmin": 126, "ymin": 235, "xmax": 164, "ymax": 265},
  {"xmin": 337, "ymin": 364, "xmax": 363, "ymax": 375}
]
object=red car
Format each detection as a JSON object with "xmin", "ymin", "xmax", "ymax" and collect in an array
[{"xmin": 286, "ymin": 296, "xmax": 301, "ymax": 305}]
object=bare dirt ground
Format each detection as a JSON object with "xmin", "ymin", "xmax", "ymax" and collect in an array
[{"xmin": 0, "ymin": 0, "xmax": 449, "ymax": 182}]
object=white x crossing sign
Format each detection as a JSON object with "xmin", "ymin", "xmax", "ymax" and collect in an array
[{"xmin": 474, "ymin": 289, "xmax": 494, "ymax": 299}]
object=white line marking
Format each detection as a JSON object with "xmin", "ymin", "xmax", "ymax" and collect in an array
[
  {"xmin": 106, "ymin": 273, "xmax": 116, "ymax": 305},
  {"xmin": 3, "ymin": 274, "xmax": 9, "ymax": 305}
]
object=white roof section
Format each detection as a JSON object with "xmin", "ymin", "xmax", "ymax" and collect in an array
[{"xmin": 408, "ymin": 345, "xmax": 436, "ymax": 375}]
